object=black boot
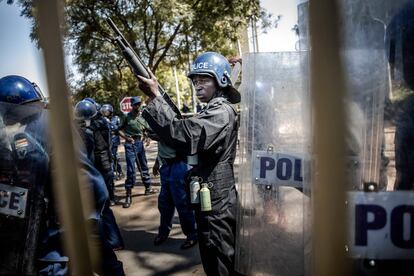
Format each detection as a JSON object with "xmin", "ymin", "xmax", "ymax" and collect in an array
[{"xmin": 123, "ymin": 189, "xmax": 132, "ymax": 208}]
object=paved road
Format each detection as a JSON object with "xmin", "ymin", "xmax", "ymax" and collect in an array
[{"xmin": 111, "ymin": 141, "xmax": 205, "ymax": 276}]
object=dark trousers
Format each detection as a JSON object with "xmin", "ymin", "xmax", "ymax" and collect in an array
[
  {"xmin": 124, "ymin": 140, "xmax": 151, "ymax": 189},
  {"xmin": 95, "ymin": 153, "xmax": 115, "ymax": 201},
  {"xmin": 111, "ymin": 143, "xmax": 123, "ymax": 176},
  {"xmin": 195, "ymin": 187, "xmax": 238, "ymax": 276},
  {"xmin": 158, "ymin": 161, "xmax": 197, "ymax": 240}
]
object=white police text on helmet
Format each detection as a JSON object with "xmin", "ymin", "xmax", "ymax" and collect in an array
[{"xmin": 192, "ymin": 62, "xmax": 211, "ymax": 70}]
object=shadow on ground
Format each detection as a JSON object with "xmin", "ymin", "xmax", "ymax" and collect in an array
[
  {"xmin": 112, "ymin": 142, "xmax": 204, "ymax": 275},
  {"xmin": 120, "ymin": 228, "xmax": 202, "ymax": 276}
]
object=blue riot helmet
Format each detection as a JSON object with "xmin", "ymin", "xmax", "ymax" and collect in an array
[
  {"xmin": 74, "ymin": 100, "xmax": 98, "ymax": 121},
  {"xmin": 187, "ymin": 52, "xmax": 240, "ymax": 104},
  {"xmin": 0, "ymin": 75, "xmax": 44, "ymax": 104},
  {"xmin": 100, "ymin": 104, "xmax": 113, "ymax": 117},
  {"xmin": 84, "ymin": 97, "xmax": 101, "ymax": 111},
  {"xmin": 84, "ymin": 97, "xmax": 95, "ymax": 104},
  {"xmin": 0, "ymin": 75, "xmax": 45, "ymax": 125}
]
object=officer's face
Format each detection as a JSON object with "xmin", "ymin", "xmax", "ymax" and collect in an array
[
  {"xmin": 192, "ymin": 75, "xmax": 217, "ymax": 103},
  {"xmin": 101, "ymin": 110, "xmax": 110, "ymax": 117}
]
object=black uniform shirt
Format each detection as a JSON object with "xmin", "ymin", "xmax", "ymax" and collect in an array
[{"xmin": 142, "ymin": 95, "xmax": 238, "ymax": 166}]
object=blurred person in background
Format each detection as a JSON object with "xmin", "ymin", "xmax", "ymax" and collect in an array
[
  {"xmin": 0, "ymin": 75, "xmax": 124, "ymax": 275},
  {"xmin": 152, "ymin": 140, "xmax": 198, "ymax": 250},
  {"xmin": 75, "ymin": 99, "xmax": 125, "ymax": 251},
  {"xmin": 118, "ymin": 96, "xmax": 156, "ymax": 209},
  {"xmin": 101, "ymin": 104, "xmax": 124, "ymax": 181}
]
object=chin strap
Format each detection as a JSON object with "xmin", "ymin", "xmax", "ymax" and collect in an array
[{"xmin": 215, "ymin": 90, "xmax": 225, "ymax": 98}]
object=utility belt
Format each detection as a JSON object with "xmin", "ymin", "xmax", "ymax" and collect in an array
[
  {"xmin": 203, "ymin": 164, "xmax": 235, "ymax": 200},
  {"xmin": 189, "ymin": 161, "xmax": 235, "ymax": 212},
  {"xmin": 159, "ymin": 156, "xmax": 182, "ymax": 166}
]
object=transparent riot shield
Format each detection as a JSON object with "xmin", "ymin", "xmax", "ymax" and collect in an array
[
  {"xmin": 337, "ymin": 0, "xmax": 414, "ymax": 273},
  {"xmin": 0, "ymin": 102, "xmax": 50, "ymax": 275},
  {"xmin": 235, "ymin": 52, "xmax": 311, "ymax": 276},
  {"xmin": 333, "ymin": 1, "xmax": 414, "ymax": 273}
]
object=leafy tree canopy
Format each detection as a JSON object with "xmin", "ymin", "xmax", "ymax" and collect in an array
[{"xmin": 6, "ymin": 0, "xmax": 268, "ymax": 114}]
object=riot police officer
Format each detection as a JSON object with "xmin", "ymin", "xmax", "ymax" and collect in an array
[
  {"xmin": 138, "ymin": 52, "xmax": 240, "ymax": 275},
  {"xmin": 101, "ymin": 104, "xmax": 124, "ymax": 180},
  {"xmin": 74, "ymin": 99, "xmax": 97, "ymax": 161},
  {"xmin": 0, "ymin": 75, "xmax": 56, "ymax": 275},
  {"xmin": 83, "ymin": 98, "xmax": 116, "ymax": 204},
  {"xmin": 0, "ymin": 75, "xmax": 124, "ymax": 275},
  {"xmin": 74, "ymin": 99, "xmax": 125, "ymax": 250}
]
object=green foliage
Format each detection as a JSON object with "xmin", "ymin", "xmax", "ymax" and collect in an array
[
  {"xmin": 155, "ymin": 64, "xmax": 192, "ymax": 106},
  {"xmin": 8, "ymin": 0, "xmax": 268, "ymax": 109}
]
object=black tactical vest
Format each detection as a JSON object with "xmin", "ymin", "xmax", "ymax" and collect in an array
[
  {"xmin": 0, "ymin": 127, "xmax": 49, "ymax": 275},
  {"xmin": 191, "ymin": 99, "xmax": 239, "ymax": 212}
]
